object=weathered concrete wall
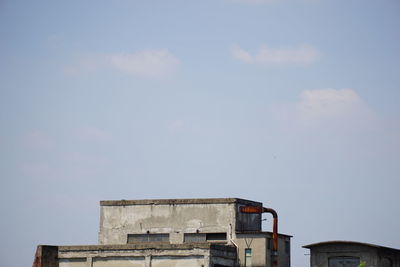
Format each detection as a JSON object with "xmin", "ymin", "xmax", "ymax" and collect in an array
[
  {"xmin": 58, "ymin": 257, "xmax": 206, "ymax": 267},
  {"xmin": 99, "ymin": 198, "xmax": 261, "ymax": 245},
  {"xmin": 59, "ymin": 258, "xmax": 87, "ymax": 267},
  {"xmin": 92, "ymin": 256, "xmax": 145, "ymax": 267},
  {"xmin": 152, "ymin": 256, "xmax": 205, "ymax": 267},
  {"xmin": 235, "ymin": 234, "xmax": 267, "ymax": 267},
  {"xmin": 53, "ymin": 244, "xmax": 237, "ymax": 267},
  {"xmin": 99, "ymin": 203, "xmax": 234, "ymax": 244}
]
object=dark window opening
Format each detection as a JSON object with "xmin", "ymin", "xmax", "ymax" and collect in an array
[
  {"xmin": 206, "ymin": 233, "xmax": 227, "ymax": 241},
  {"xmin": 183, "ymin": 232, "xmax": 227, "ymax": 243},
  {"xmin": 329, "ymin": 256, "xmax": 360, "ymax": 267},
  {"xmin": 127, "ymin": 233, "xmax": 169, "ymax": 243},
  {"xmin": 184, "ymin": 233, "xmax": 206, "ymax": 243}
]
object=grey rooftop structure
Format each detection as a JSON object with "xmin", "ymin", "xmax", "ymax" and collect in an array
[{"xmin": 303, "ymin": 240, "xmax": 400, "ymax": 267}]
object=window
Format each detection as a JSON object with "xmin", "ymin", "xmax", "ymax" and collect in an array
[
  {"xmin": 184, "ymin": 233, "xmax": 206, "ymax": 243},
  {"xmin": 206, "ymin": 233, "xmax": 226, "ymax": 241},
  {"xmin": 329, "ymin": 256, "xmax": 360, "ymax": 267},
  {"xmin": 183, "ymin": 233, "xmax": 227, "ymax": 243},
  {"xmin": 127, "ymin": 233, "xmax": 169, "ymax": 243},
  {"xmin": 245, "ymin": 248, "xmax": 252, "ymax": 267}
]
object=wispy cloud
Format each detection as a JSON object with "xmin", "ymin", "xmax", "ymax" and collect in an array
[
  {"xmin": 271, "ymin": 88, "xmax": 377, "ymax": 132},
  {"xmin": 168, "ymin": 119, "xmax": 189, "ymax": 133},
  {"xmin": 231, "ymin": 44, "xmax": 320, "ymax": 65},
  {"xmin": 76, "ymin": 127, "xmax": 111, "ymax": 143},
  {"xmin": 108, "ymin": 49, "xmax": 180, "ymax": 78},
  {"xmin": 64, "ymin": 49, "xmax": 181, "ymax": 79},
  {"xmin": 23, "ymin": 130, "xmax": 53, "ymax": 150},
  {"xmin": 20, "ymin": 162, "xmax": 54, "ymax": 179},
  {"xmin": 296, "ymin": 89, "xmax": 370, "ymax": 121}
]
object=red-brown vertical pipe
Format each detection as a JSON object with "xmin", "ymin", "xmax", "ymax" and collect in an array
[
  {"xmin": 263, "ymin": 207, "xmax": 278, "ymax": 267},
  {"xmin": 239, "ymin": 206, "xmax": 279, "ymax": 267}
]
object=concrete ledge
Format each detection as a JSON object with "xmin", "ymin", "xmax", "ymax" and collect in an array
[
  {"xmin": 58, "ymin": 243, "xmax": 236, "ymax": 252},
  {"xmin": 100, "ymin": 198, "xmax": 262, "ymax": 206},
  {"xmin": 236, "ymin": 231, "xmax": 293, "ymax": 238}
]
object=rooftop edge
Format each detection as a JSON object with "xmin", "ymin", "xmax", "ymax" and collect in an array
[
  {"xmin": 303, "ymin": 240, "xmax": 400, "ymax": 252},
  {"xmin": 100, "ymin": 198, "xmax": 262, "ymax": 206},
  {"xmin": 57, "ymin": 243, "xmax": 236, "ymax": 252}
]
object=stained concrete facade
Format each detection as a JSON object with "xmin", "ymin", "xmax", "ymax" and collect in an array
[
  {"xmin": 33, "ymin": 198, "xmax": 292, "ymax": 267},
  {"xmin": 303, "ymin": 241, "xmax": 400, "ymax": 267},
  {"xmin": 34, "ymin": 243, "xmax": 237, "ymax": 267},
  {"xmin": 99, "ymin": 198, "xmax": 262, "ymax": 245}
]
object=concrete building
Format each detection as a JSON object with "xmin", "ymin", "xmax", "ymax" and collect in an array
[
  {"xmin": 33, "ymin": 198, "xmax": 292, "ymax": 267},
  {"xmin": 303, "ymin": 241, "xmax": 400, "ymax": 267},
  {"xmin": 33, "ymin": 243, "xmax": 237, "ymax": 267}
]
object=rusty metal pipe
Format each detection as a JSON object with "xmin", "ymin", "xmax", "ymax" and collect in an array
[
  {"xmin": 239, "ymin": 206, "xmax": 278, "ymax": 267},
  {"xmin": 263, "ymin": 208, "xmax": 278, "ymax": 254}
]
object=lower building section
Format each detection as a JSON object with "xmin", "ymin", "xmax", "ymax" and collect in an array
[{"xmin": 33, "ymin": 243, "xmax": 237, "ymax": 267}]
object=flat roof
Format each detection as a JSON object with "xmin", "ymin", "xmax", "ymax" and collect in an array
[
  {"xmin": 303, "ymin": 241, "xmax": 400, "ymax": 252},
  {"xmin": 100, "ymin": 198, "xmax": 262, "ymax": 206},
  {"xmin": 58, "ymin": 243, "xmax": 237, "ymax": 252}
]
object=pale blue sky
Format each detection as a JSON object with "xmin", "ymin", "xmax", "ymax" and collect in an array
[{"xmin": 1, "ymin": 0, "xmax": 400, "ymax": 266}]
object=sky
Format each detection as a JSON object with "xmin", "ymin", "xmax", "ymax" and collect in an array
[{"xmin": 0, "ymin": 0, "xmax": 400, "ymax": 266}]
